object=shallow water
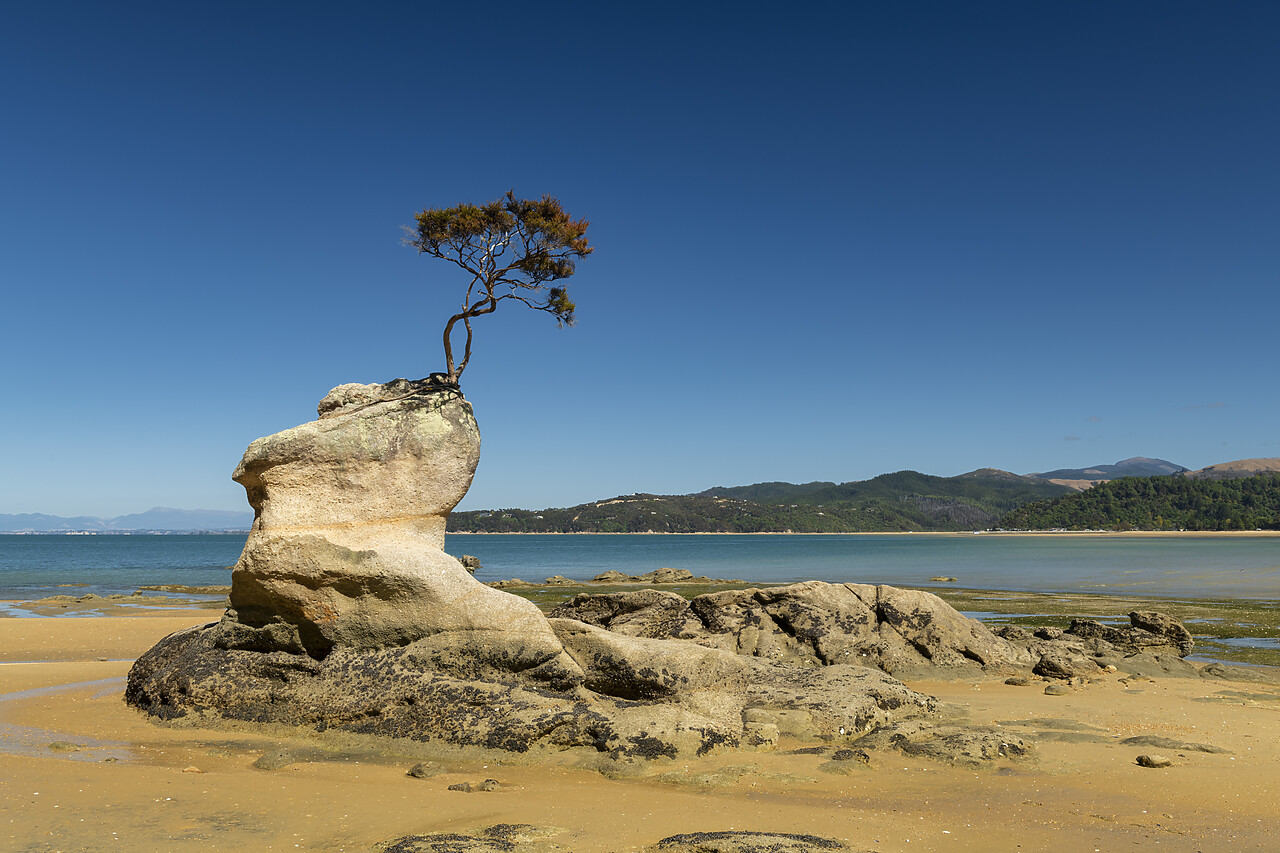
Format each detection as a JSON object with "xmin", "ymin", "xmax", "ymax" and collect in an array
[
  {"xmin": 0, "ymin": 676, "xmax": 131, "ymax": 762},
  {"xmin": 452, "ymin": 532, "xmax": 1280, "ymax": 599},
  {"xmin": 3, "ymin": 532, "xmax": 1279, "ymax": 600}
]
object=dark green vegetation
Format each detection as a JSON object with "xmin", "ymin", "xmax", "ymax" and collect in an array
[
  {"xmin": 407, "ymin": 191, "xmax": 591, "ymax": 384},
  {"xmin": 448, "ymin": 469, "xmax": 1072, "ymax": 533},
  {"xmin": 1002, "ymin": 474, "xmax": 1280, "ymax": 531}
]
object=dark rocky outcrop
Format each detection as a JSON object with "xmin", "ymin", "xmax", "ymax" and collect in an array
[
  {"xmin": 379, "ymin": 829, "xmax": 858, "ymax": 853},
  {"xmin": 646, "ymin": 832, "xmax": 855, "ymax": 853}
]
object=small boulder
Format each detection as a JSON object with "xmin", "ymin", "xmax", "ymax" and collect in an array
[
  {"xmin": 593, "ymin": 570, "xmax": 637, "ymax": 582},
  {"xmin": 639, "ymin": 567, "xmax": 696, "ymax": 583},
  {"xmin": 46, "ymin": 741, "xmax": 81, "ymax": 752},
  {"xmin": 1033, "ymin": 651, "xmax": 1097, "ymax": 680}
]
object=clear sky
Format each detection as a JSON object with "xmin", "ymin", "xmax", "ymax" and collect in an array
[{"xmin": 2, "ymin": 2, "xmax": 1277, "ymax": 517}]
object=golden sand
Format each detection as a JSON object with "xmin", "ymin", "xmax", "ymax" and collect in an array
[{"xmin": 2, "ymin": 608, "xmax": 1278, "ymax": 852}]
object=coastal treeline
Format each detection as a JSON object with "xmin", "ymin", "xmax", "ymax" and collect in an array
[
  {"xmin": 449, "ymin": 495, "xmax": 886, "ymax": 533},
  {"xmin": 1001, "ymin": 474, "xmax": 1280, "ymax": 531},
  {"xmin": 447, "ymin": 470, "xmax": 1072, "ymax": 533}
]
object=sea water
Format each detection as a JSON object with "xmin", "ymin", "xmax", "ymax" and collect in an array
[
  {"xmin": 454, "ymin": 533, "xmax": 1280, "ymax": 599},
  {"xmin": 2, "ymin": 532, "xmax": 1278, "ymax": 601},
  {"xmin": 0, "ymin": 534, "xmax": 244, "ymax": 599}
]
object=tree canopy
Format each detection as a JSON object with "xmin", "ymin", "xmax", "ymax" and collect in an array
[
  {"xmin": 1000, "ymin": 474, "xmax": 1280, "ymax": 531},
  {"xmin": 407, "ymin": 191, "xmax": 592, "ymax": 384}
]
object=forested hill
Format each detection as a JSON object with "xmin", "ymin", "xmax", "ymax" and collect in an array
[
  {"xmin": 448, "ymin": 470, "xmax": 1074, "ymax": 534},
  {"xmin": 1000, "ymin": 474, "xmax": 1280, "ymax": 531},
  {"xmin": 698, "ymin": 469, "xmax": 1071, "ymax": 515}
]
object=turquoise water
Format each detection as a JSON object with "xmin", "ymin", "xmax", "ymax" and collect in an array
[
  {"xmin": 0, "ymin": 534, "xmax": 243, "ymax": 599},
  {"xmin": 454, "ymin": 533, "xmax": 1280, "ymax": 599},
  {"xmin": 2, "ymin": 533, "xmax": 1279, "ymax": 601}
]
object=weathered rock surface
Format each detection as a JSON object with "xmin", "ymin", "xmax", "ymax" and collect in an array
[
  {"xmin": 857, "ymin": 719, "xmax": 1035, "ymax": 766},
  {"xmin": 379, "ymin": 829, "xmax": 857, "ymax": 853},
  {"xmin": 645, "ymin": 832, "xmax": 855, "ymax": 853},
  {"xmin": 1120, "ymin": 735, "xmax": 1230, "ymax": 754},
  {"xmin": 126, "ymin": 379, "xmax": 935, "ymax": 760},
  {"xmin": 995, "ymin": 610, "xmax": 1198, "ymax": 679},
  {"xmin": 550, "ymin": 581, "xmax": 1035, "ymax": 675},
  {"xmin": 225, "ymin": 375, "xmax": 556, "ymax": 659},
  {"xmin": 549, "ymin": 584, "xmax": 1202, "ymax": 692}
]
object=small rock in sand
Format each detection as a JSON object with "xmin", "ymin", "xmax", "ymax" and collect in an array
[
  {"xmin": 1136, "ymin": 754, "xmax": 1173, "ymax": 768},
  {"xmin": 407, "ymin": 762, "xmax": 442, "ymax": 779},
  {"xmin": 252, "ymin": 749, "xmax": 297, "ymax": 770},
  {"xmin": 46, "ymin": 741, "xmax": 81, "ymax": 752}
]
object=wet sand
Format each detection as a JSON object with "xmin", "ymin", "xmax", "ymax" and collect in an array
[{"xmin": 3, "ymin": 607, "xmax": 1279, "ymax": 852}]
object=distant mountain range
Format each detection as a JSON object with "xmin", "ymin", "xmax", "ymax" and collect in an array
[
  {"xmin": 1030, "ymin": 456, "xmax": 1188, "ymax": 485},
  {"xmin": 0, "ymin": 507, "xmax": 254, "ymax": 533},
  {"xmin": 11, "ymin": 457, "xmax": 1278, "ymax": 534}
]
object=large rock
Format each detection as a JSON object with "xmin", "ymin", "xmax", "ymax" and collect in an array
[
  {"xmin": 126, "ymin": 379, "xmax": 935, "ymax": 759},
  {"xmin": 552, "ymin": 584, "xmax": 1202, "ymax": 685},
  {"xmin": 551, "ymin": 581, "xmax": 1035, "ymax": 675}
]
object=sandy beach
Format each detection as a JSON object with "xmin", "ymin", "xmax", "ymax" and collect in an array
[{"xmin": 2, "ymin": 602, "xmax": 1278, "ymax": 852}]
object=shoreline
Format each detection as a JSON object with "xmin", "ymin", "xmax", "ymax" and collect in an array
[
  {"xmin": 447, "ymin": 529, "xmax": 1280, "ymax": 537},
  {"xmin": 3, "ymin": 605, "xmax": 1278, "ymax": 851}
]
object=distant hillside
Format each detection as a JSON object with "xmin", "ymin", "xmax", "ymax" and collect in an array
[
  {"xmin": 450, "ymin": 469, "xmax": 1073, "ymax": 533},
  {"xmin": 700, "ymin": 469, "xmax": 1071, "ymax": 515},
  {"xmin": 1001, "ymin": 474, "xmax": 1280, "ymax": 531},
  {"xmin": 0, "ymin": 507, "xmax": 253, "ymax": 533},
  {"xmin": 1185, "ymin": 458, "xmax": 1280, "ymax": 481},
  {"xmin": 451, "ymin": 493, "xmax": 892, "ymax": 533},
  {"xmin": 1029, "ymin": 457, "xmax": 1187, "ymax": 486}
]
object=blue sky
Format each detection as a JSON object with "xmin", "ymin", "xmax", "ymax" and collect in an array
[{"xmin": 2, "ymin": 2, "xmax": 1277, "ymax": 517}]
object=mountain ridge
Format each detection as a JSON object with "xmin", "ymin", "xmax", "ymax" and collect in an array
[{"xmin": 0, "ymin": 507, "xmax": 254, "ymax": 533}]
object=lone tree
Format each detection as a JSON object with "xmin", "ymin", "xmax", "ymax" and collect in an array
[{"xmin": 407, "ymin": 191, "xmax": 592, "ymax": 385}]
